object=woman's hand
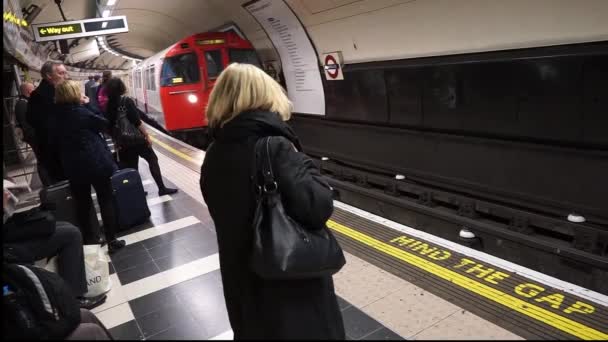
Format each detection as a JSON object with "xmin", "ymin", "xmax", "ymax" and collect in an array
[{"xmin": 80, "ymin": 95, "xmax": 90, "ymax": 104}]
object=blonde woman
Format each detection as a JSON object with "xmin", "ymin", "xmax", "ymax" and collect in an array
[
  {"xmin": 201, "ymin": 63, "xmax": 345, "ymax": 339},
  {"xmin": 50, "ymin": 80, "xmax": 126, "ymax": 253}
]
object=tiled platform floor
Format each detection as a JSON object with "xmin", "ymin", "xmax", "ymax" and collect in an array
[
  {"xmin": 8, "ymin": 143, "xmax": 524, "ymax": 340},
  {"xmin": 92, "ymin": 159, "xmax": 408, "ymax": 340}
]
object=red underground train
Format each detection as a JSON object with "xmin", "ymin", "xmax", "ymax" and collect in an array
[{"xmin": 131, "ymin": 31, "xmax": 261, "ymax": 148}]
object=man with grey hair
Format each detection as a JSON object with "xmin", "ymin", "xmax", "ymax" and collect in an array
[{"xmin": 26, "ymin": 61, "xmax": 70, "ymax": 185}]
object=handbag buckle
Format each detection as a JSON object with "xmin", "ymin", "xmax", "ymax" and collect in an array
[{"xmin": 263, "ymin": 182, "xmax": 278, "ymax": 193}]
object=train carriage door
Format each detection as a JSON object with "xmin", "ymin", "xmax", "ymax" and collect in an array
[
  {"xmin": 142, "ymin": 67, "xmax": 149, "ymax": 113},
  {"xmin": 159, "ymin": 52, "xmax": 203, "ymax": 131},
  {"xmin": 202, "ymin": 49, "xmax": 225, "ymax": 91}
]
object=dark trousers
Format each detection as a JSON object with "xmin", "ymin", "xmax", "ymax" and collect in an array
[
  {"xmin": 30, "ymin": 142, "xmax": 53, "ymax": 186},
  {"xmin": 6, "ymin": 221, "xmax": 88, "ymax": 297},
  {"xmin": 70, "ymin": 178, "xmax": 118, "ymax": 244},
  {"xmin": 67, "ymin": 309, "xmax": 113, "ymax": 340},
  {"xmin": 118, "ymin": 144, "xmax": 166, "ymax": 190}
]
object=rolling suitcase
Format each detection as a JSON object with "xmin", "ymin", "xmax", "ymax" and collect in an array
[
  {"xmin": 39, "ymin": 180, "xmax": 101, "ymax": 243},
  {"xmin": 111, "ymin": 168, "xmax": 151, "ymax": 231}
]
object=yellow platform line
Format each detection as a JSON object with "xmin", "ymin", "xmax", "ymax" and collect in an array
[
  {"xmin": 327, "ymin": 220, "xmax": 608, "ymax": 340},
  {"xmin": 147, "ymin": 128, "xmax": 607, "ymax": 340},
  {"xmin": 149, "ymin": 135, "xmax": 199, "ymax": 164}
]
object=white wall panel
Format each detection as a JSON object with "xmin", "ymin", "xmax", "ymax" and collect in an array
[{"xmin": 288, "ymin": 0, "xmax": 608, "ymax": 63}]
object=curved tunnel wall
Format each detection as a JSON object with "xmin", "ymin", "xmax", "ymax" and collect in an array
[
  {"xmin": 287, "ymin": 0, "xmax": 608, "ymax": 63},
  {"xmin": 272, "ymin": 0, "xmax": 608, "ymax": 221},
  {"xmin": 290, "ymin": 42, "xmax": 608, "ymax": 221}
]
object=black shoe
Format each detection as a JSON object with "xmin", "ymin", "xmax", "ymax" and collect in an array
[
  {"xmin": 158, "ymin": 187, "xmax": 178, "ymax": 196},
  {"xmin": 98, "ymin": 236, "xmax": 107, "ymax": 246},
  {"xmin": 108, "ymin": 239, "xmax": 126, "ymax": 254},
  {"xmin": 77, "ymin": 294, "xmax": 107, "ymax": 310}
]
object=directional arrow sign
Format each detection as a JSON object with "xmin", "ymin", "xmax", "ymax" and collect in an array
[
  {"xmin": 35, "ymin": 23, "xmax": 82, "ymax": 38},
  {"xmin": 32, "ymin": 16, "xmax": 128, "ymax": 42}
]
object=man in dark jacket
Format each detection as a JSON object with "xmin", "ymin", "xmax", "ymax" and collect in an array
[
  {"xmin": 87, "ymin": 75, "xmax": 102, "ymax": 114},
  {"xmin": 25, "ymin": 61, "xmax": 69, "ymax": 185},
  {"xmin": 84, "ymin": 76, "xmax": 96, "ymax": 97}
]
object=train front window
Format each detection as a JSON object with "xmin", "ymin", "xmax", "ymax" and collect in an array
[
  {"xmin": 205, "ymin": 50, "xmax": 224, "ymax": 79},
  {"xmin": 229, "ymin": 49, "xmax": 261, "ymax": 68},
  {"xmin": 160, "ymin": 53, "xmax": 200, "ymax": 87}
]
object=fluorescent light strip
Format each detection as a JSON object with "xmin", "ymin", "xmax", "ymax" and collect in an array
[{"xmin": 98, "ymin": 35, "xmax": 140, "ymax": 61}]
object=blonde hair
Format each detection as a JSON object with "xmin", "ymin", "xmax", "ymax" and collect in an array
[
  {"xmin": 206, "ymin": 63, "xmax": 292, "ymax": 128},
  {"xmin": 55, "ymin": 80, "xmax": 81, "ymax": 105}
]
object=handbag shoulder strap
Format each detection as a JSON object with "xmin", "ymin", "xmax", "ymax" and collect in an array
[
  {"xmin": 262, "ymin": 137, "xmax": 275, "ymax": 189},
  {"xmin": 252, "ymin": 136, "xmax": 277, "ymax": 194}
]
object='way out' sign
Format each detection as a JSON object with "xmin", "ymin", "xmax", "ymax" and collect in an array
[{"xmin": 31, "ymin": 16, "xmax": 129, "ymax": 42}]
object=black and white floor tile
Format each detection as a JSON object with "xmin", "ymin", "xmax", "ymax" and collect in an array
[{"xmin": 89, "ymin": 159, "xmax": 403, "ymax": 340}]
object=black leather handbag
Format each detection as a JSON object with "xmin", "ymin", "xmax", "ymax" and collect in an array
[
  {"xmin": 250, "ymin": 137, "xmax": 346, "ymax": 279},
  {"xmin": 112, "ymin": 97, "xmax": 146, "ymax": 148}
]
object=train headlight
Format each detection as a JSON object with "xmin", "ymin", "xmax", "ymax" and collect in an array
[{"xmin": 187, "ymin": 94, "xmax": 198, "ymax": 104}]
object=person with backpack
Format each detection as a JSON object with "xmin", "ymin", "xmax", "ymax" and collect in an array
[
  {"xmin": 3, "ymin": 188, "xmax": 106, "ymax": 309},
  {"xmin": 105, "ymin": 77, "xmax": 178, "ymax": 197},
  {"xmin": 3, "ymin": 261, "xmax": 113, "ymax": 340}
]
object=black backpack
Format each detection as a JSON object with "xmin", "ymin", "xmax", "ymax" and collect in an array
[{"xmin": 2, "ymin": 263, "xmax": 81, "ymax": 340}]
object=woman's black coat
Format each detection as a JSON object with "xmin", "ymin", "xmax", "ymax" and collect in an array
[
  {"xmin": 50, "ymin": 104, "xmax": 117, "ymax": 184},
  {"xmin": 200, "ymin": 110, "xmax": 345, "ymax": 340}
]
